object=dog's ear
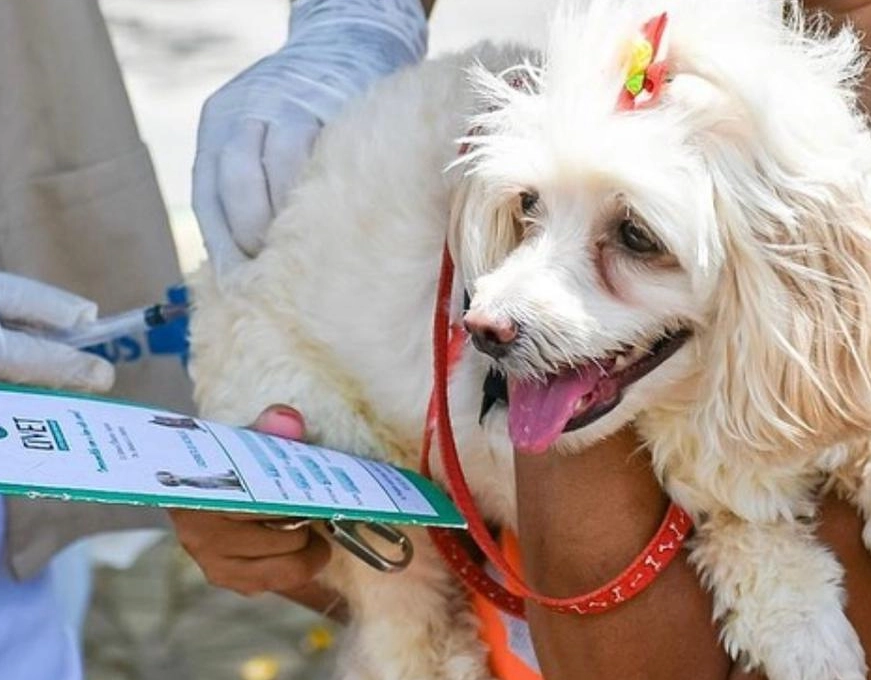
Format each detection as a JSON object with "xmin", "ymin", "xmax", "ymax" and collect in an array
[
  {"xmin": 677, "ymin": 13, "xmax": 871, "ymax": 452},
  {"xmin": 447, "ymin": 58, "xmax": 543, "ymax": 286},
  {"xmin": 448, "ymin": 171, "xmax": 522, "ymax": 286},
  {"xmin": 699, "ymin": 169, "xmax": 871, "ymax": 454}
]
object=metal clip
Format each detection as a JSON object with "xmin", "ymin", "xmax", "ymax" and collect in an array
[{"xmin": 325, "ymin": 520, "xmax": 414, "ymax": 573}]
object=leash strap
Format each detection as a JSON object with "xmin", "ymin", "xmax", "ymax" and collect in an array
[{"xmin": 421, "ymin": 245, "xmax": 692, "ymax": 618}]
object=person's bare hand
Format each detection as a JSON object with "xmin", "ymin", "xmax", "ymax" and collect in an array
[{"xmin": 170, "ymin": 405, "xmax": 341, "ymax": 615}]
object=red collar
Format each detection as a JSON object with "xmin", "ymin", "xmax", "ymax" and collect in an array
[{"xmin": 421, "ymin": 245, "xmax": 692, "ymax": 619}]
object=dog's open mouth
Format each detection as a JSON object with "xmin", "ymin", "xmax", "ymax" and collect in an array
[{"xmin": 507, "ymin": 328, "xmax": 691, "ymax": 455}]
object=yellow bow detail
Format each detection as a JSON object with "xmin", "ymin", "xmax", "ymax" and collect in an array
[{"xmin": 625, "ymin": 37, "xmax": 654, "ymax": 96}]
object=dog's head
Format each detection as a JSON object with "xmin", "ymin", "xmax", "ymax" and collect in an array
[{"xmin": 452, "ymin": 0, "xmax": 871, "ymax": 455}]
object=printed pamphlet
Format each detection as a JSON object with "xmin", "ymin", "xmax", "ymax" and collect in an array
[{"xmin": 0, "ymin": 383, "xmax": 464, "ymax": 528}]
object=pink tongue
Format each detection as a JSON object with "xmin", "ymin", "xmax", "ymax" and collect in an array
[{"xmin": 508, "ymin": 366, "xmax": 602, "ymax": 455}]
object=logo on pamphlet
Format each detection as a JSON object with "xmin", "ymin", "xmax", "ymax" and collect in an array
[
  {"xmin": 10, "ymin": 417, "xmax": 69, "ymax": 452},
  {"xmin": 0, "ymin": 427, "xmax": 7, "ymax": 440}
]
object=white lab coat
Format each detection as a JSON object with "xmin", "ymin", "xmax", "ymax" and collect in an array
[{"xmin": 0, "ymin": 0, "xmax": 191, "ymax": 580}]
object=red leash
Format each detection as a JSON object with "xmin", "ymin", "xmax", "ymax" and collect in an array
[{"xmin": 421, "ymin": 246, "xmax": 692, "ymax": 618}]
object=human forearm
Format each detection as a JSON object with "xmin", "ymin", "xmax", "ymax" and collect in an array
[
  {"xmin": 516, "ymin": 425, "xmax": 871, "ymax": 680},
  {"xmin": 515, "ymin": 427, "xmax": 731, "ymax": 680}
]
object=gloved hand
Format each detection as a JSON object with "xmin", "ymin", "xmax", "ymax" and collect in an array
[
  {"xmin": 0, "ymin": 273, "xmax": 114, "ymax": 392},
  {"xmin": 193, "ymin": 0, "xmax": 428, "ymax": 274}
]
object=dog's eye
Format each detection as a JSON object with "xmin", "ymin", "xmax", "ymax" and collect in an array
[
  {"xmin": 618, "ymin": 219, "xmax": 664, "ymax": 254},
  {"xmin": 520, "ymin": 191, "xmax": 539, "ymax": 214}
]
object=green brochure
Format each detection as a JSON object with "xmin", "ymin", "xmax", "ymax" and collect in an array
[{"xmin": 0, "ymin": 383, "xmax": 464, "ymax": 529}]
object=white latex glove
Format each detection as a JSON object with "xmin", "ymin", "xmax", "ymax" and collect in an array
[
  {"xmin": 193, "ymin": 0, "xmax": 428, "ymax": 274},
  {"xmin": 0, "ymin": 273, "xmax": 114, "ymax": 392}
]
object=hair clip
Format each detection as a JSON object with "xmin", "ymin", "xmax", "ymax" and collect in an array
[{"xmin": 617, "ymin": 12, "xmax": 670, "ymax": 111}]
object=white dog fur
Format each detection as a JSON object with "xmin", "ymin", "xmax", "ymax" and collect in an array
[{"xmin": 190, "ymin": 1, "xmax": 871, "ymax": 678}]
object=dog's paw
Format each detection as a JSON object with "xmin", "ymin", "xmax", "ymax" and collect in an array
[{"xmin": 748, "ymin": 607, "xmax": 866, "ymax": 680}]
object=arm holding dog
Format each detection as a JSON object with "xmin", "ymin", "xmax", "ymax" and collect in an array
[
  {"xmin": 516, "ymin": 429, "xmax": 732, "ymax": 680},
  {"xmin": 516, "ymin": 431, "xmax": 871, "ymax": 680}
]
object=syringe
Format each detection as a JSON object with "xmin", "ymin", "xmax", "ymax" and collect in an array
[{"xmin": 35, "ymin": 302, "xmax": 189, "ymax": 349}]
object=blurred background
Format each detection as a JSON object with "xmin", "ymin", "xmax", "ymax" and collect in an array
[{"xmin": 84, "ymin": 1, "xmax": 555, "ymax": 679}]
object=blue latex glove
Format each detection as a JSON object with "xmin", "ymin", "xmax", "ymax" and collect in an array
[{"xmin": 193, "ymin": 0, "xmax": 428, "ymax": 274}]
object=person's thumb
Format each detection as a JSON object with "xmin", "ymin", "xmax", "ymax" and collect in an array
[{"xmin": 251, "ymin": 404, "xmax": 306, "ymax": 440}]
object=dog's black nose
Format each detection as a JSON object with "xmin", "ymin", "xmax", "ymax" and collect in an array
[{"xmin": 464, "ymin": 310, "xmax": 517, "ymax": 359}]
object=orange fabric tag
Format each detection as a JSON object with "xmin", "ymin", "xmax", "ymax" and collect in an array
[{"xmin": 473, "ymin": 531, "xmax": 543, "ymax": 680}]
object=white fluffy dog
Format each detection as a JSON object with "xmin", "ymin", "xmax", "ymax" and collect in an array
[{"xmin": 190, "ymin": 0, "xmax": 871, "ymax": 678}]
